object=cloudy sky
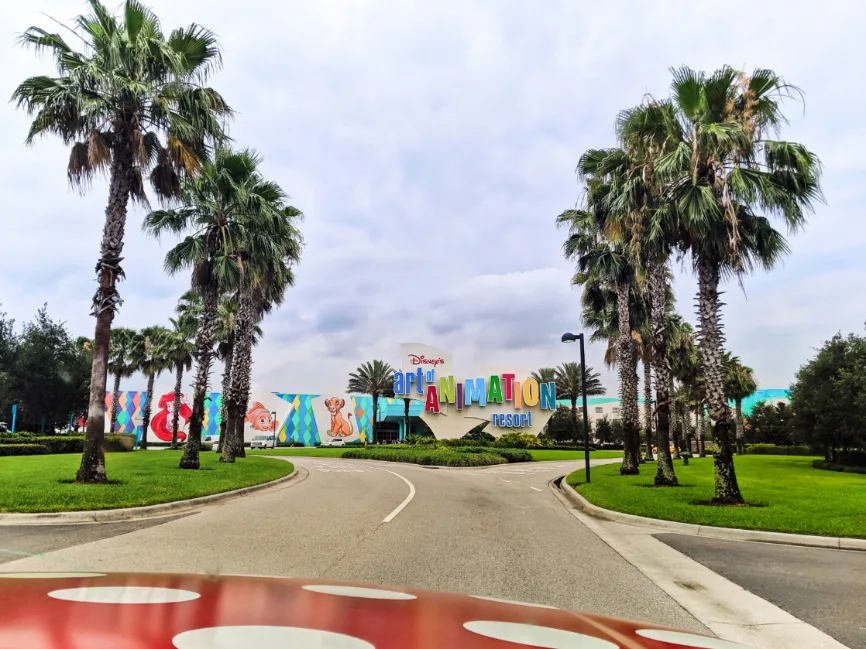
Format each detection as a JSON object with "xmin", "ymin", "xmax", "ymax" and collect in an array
[{"xmin": 1, "ymin": 0, "xmax": 864, "ymax": 397}]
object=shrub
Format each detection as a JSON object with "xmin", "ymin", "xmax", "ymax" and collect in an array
[
  {"xmin": 0, "ymin": 444, "xmax": 46, "ymax": 456},
  {"xmin": 745, "ymin": 444, "xmax": 814, "ymax": 456},
  {"xmin": 314, "ymin": 441, "xmax": 322, "ymax": 447},
  {"xmin": 812, "ymin": 459, "xmax": 866, "ymax": 475},
  {"xmin": 493, "ymin": 432, "xmax": 538, "ymax": 449},
  {"xmin": 439, "ymin": 438, "xmax": 490, "ymax": 448},
  {"xmin": 342, "ymin": 448, "xmax": 507, "ymax": 467},
  {"xmin": 36, "ymin": 436, "xmax": 85, "ymax": 454},
  {"xmin": 416, "ymin": 436, "xmax": 437, "ymax": 446},
  {"xmin": 491, "ymin": 448, "xmax": 533, "ymax": 463},
  {"xmin": 0, "ymin": 432, "xmax": 39, "ymax": 445},
  {"xmin": 200, "ymin": 442, "xmax": 214, "ymax": 451}
]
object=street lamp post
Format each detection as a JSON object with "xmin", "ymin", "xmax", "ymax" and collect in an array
[
  {"xmin": 271, "ymin": 411, "xmax": 277, "ymax": 449},
  {"xmin": 561, "ymin": 332, "xmax": 591, "ymax": 484}
]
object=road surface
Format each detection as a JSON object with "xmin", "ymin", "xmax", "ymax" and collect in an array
[{"xmin": 1, "ymin": 457, "xmax": 706, "ymax": 632}]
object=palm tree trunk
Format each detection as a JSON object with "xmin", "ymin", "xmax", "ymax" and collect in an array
[
  {"xmin": 180, "ymin": 284, "xmax": 219, "ymax": 470},
  {"xmin": 696, "ymin": 406, "xmax": 706, "ymax": 457},
  {"xmin": 171, "ymin": 363, "xmax": 183, "ymax": 449},
  {"xmin": 735, "ymin": 399, "xmax": 745, "ymax": 454},
  {"xmin": 571, "ymin": 397, "xmax": 579, "ymax": 445},
  {"xmin": 630, "ymin": 351, "xmax": 643, "ymax": 463},
  {"xmin": 643, "ymin": 359, "xmax": 654, "ymax": 461},
  {"xmin": 669, "ymin": 375, "xmax": 681, "ymax": 458},
  {"xmin": 217, "ymin": 339, "xmax": 233, "ymax": 454},
  {"xmin": 141, "ymin": 373, "xmax": 154, "ymax": 450},
  {"xmin": 403, "ymin": 398, "xmax": 410, "ymax": 441},
  {"xmin": 696, "ymin": 257, "xmax": 743, "ymax": 504},
  {"xmin": 649, "ymin": 263, "xmax": 677, "ymax": 485},
  {"xmin": 221, "ymin": 293, "xmax": 254, "ymax": 463},
  {"xmin": 109, "ymin": 372, "xmax": 122, "ymax": 434},
  {"xmin": 616, "ymin": 281, "xmax": 640, "ymax": 475},
  {"xmin": 76, "ymin": 125, "xmax": 135, "ymax": 483}
]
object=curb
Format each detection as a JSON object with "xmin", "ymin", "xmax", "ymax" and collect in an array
[
  {"xmin": 0, "ymin": 464, "xmax": 300, "ymax": 526},
  {"xmin": 557, "ymin": 475, "xmax": 866, "ymax": 552}
]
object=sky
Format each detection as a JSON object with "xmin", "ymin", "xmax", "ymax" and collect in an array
[{"xmin": 1, "ymin": 0, "xmax": 864, "ymax": 398}]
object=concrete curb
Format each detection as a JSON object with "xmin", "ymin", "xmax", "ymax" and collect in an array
[
  {"xmin": 557, "ymin": 475, "xmax": 866, "ymax": 552},
  {"xmin": 0, "ymin": 464, "xmax": 300, "ymax": 526}
]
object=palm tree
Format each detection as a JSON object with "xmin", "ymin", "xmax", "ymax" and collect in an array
[
  {"xmin": 660, "ymin": 66, "xmax": 822, "ymax": 503},
  {"xmin": 347, "ymin": 360, "xmax": 395, "ymax": 444},
  {"xmin": 530, "ymin": 367, "xmax": 557, "ymax": 385},
  {"xmin": 403, "ymin": 397, "xmax": 411, "ymax": 440},
  {"xmin": 130, "ymin": 325, "xmax": 170, "ymax": 450},
  {"xmin": 668, "ymin": 315, "xmax": 699, "ymax": 457},
  {"xmin": 106, "ymin": 327, "xmax": 137, "ymax": 434},
  {"xmin": 144, "ymin": 149, "xmax": 267, "ymax": 469},
  {"xmin": 553, "ymin": 362, "xmax": 605, "ymax": 444},
  {"xmin": 166, "ymin": 315, "xmax": 196, "ymax": 449},
  {"xmin": 13, "ymin": 0, "xmax": 231, "ymax": 483},
  {"xmin": 723, "ymin": 353, "xmax": 758, "ymax": 454},
  {"xmin": 220, "ymin": 201, "xmax": 303, "ymax": 464}
]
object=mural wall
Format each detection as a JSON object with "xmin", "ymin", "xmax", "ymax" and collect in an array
[{"xmin": 104, "ymin": 391, "xmax": 397, "ymax": 445}]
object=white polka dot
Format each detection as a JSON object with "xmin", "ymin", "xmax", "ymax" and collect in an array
[
  {"xmin": 172, "ymin": 625, "xmax": 374, "ymax": 649},
  {"xmin": 636, "ymin": 629, "xmax": 756, "ymax": 648},
  {"xmin": 48, "ymin": 586, "xmax": 200, "ymax": 604},
  {"xmin": 470, "ymin": 595, "xmax": 559, "ymax": 609},
  {"xmin": 302, "ymin": 584, "xmax": 416, "ymax": 600},
  {"xmin": 0, "ymin": 572, "xmax": 105, "ymax": 579},
  {"xmin": 464, "ymin": 621, "xmax": 618, "ymax": 648}
]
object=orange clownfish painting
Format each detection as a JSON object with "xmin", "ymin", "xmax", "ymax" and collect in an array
[{"xmin": 245, "ymin": 402, "xmax": 279, "ymax": 432}]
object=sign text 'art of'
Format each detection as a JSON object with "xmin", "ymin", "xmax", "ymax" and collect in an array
[{"xmin": 393, "ymin": 369, "xmax": 556, "ymax": 428}]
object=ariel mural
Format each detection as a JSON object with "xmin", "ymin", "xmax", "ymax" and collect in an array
[{"xmin": 149, "ymin": 393, "xmax": 192, "ymax": 442}]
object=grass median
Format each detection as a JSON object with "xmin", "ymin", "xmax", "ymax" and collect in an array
[
  {"xmin": 0, "ymin": 451, "xmax": 294, "ymax": 513},
  {"xmin": 252, "ymin": 447, "xmax": 622, "ymax": 462},
  {"xmin": 566, "ymin": 455, "xmax": 866, "ymax": 538}
]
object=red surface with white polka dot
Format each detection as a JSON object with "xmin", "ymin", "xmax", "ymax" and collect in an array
[{"xmin": 0, "ymin": 572, "xmax": 754, "ymax": 649}]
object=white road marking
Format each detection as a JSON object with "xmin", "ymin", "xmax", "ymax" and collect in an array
[
  {"xmin": 499, "ymin": 479, "xmax": 512, "ymax": 483},
  {"xmin": 530, "ymin": 486, "xmax": 543, "ymax": 492},
  {"xmin": 381, "ymin": 470, "xmax": 416, "ymax": 523}
]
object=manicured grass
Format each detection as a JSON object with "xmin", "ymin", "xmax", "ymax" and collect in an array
[
  {"xmin": 0, "ymin": 451, "xmax": 293, "ymax": 513},
  {"xmin": 251, "ymin": 447, "xmax": 349, "ymax": 458},
  {"xmin": 566, "ymin": 456, "xmax": 866, "ymax": 538},
  {"xmin": 530, "ymin": 449, "xmax": 623, "ymax": 461}
]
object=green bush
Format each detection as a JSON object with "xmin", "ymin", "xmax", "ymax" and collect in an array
[
  {"xmin": 0, "ymin": 433, "xmax": 38, "ymax": 444},
  {"xmin": 454, "ymin": 446, "xmax": 532, "ymax": 463},
  {"xmin": 200, "ymin": 442, "xmax": 214, "ymax": 451},
  {"xmin": 342, "ymin": 447, "xmax": 507, "ymax": 466},
  {"xmin": 415, "ymin": 436, "xmax": 437, "ymax": 446},
  {"xmin": 745, "ymin": 444, "xmax": 814, "ymax": 456},
  {"xmin": 36, "ymin": 436, "xmax": 85, "ymax": 454},
  {"xmin": 812, "ymin": 459, "xmax": 866, "ymax": 475},
  {"xmin": 439, "ymin": 438, "xmax": 491, "ymax": 448},
  {"xmin": 0, "ymin": 444, "xmax": 46, "ymax": 456},
  {"xmin": 493, "ymin": 432, "xmax": 538, "ymax": 449}
]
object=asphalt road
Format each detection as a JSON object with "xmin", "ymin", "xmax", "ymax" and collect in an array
[
  {"xmin": 656, "ymin": 533, "xmax": 866, "ymax": 649},
  {"xmin": 0, "ymin": 457, "xmax": 706, "ymax": 632}
]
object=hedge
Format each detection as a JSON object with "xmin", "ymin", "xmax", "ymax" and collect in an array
[
  {"xmin": 342, "ymin": 448, "xmax": 508, "ymax": 467},
  {"xmin": 0, "ymin": 434, "xmax": 135, "ymax": 455},
  {"xmin": 745, "ymin": 444, "xmax": 814, "ymax": 456},
  {"xmin": 836, "ymin": 450, "xmax": 866, "ymax": 467},
  {"xmin": 0, "ymin": 444, "xmax": 46, "ymax": 456},
  {"xmin": 812, "ymin": 459, "xmax": 866, "ymax": 475}
]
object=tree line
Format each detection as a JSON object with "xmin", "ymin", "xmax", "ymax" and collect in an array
[
  {"xmin": 558, "ymin": 65, "xmax": 822, "ymax": 504},
  {"xmin": 13, "ymin": 1, "xmax": 302, "ymax": 481}
]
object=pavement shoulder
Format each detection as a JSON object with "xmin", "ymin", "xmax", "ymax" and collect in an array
[
  {"xmin": 0, "ymin": 461, "xmax": 302, "ymax": 526},
  {"xmin": 558, "ymin": 475, "xmax": 866, "ymax": 551},
  {"xmin": 551, "ymin": 477, "xmax": 851, "ymax": 649}
]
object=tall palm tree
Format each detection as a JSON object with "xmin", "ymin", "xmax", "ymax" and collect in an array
[
  {"xmin": 130, "ymin": 325, "xmax": 170, "ymax": 450},
  {"xmin": 13, "ymin": 0, "xmax": 231, "ymax": 483},
  {"xmin": 553, "ymin": 362, "xmax": 605, "ymax": 444},
  {"xmin": 347, "ymin": 360, "xmax": 395, "ymax": 444},
  {"xmin": 614, "ymin": 99, "xmax": 685, "ymax": 484},
  {"xmin": 723, "ymin": 353, "xmax": 758, "ymax": 454},
  {"xmin": 668, "ymin": 315, "xmax": 699, "ymax": 458},
  {"xmin": 530, "ymin": 367, "xmax": 557, "ymax": 386},
  {"xmin": 106, "ymin": 327, "xmax": 137, "ymax": 434},
  {"xmin": 221, "ymin": 201, "xmax": 303, "ymax": 463},
  {"xmin": 166, "ymin": 314, "xmax": 196, "ymax": 449},
  {"xmin": 403, "ymin": 398, "xmax": 411, "ymax": 440},
  {"xmin": 660, "ymin": 66, "xmax": 822, "ymax": 503},
  {"xmin": 144, "ymin": 149, "xmax": 271, "ymax": 469}
]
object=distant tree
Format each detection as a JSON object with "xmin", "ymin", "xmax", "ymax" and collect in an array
[
  {"xmin": 463, "ymin": 422, "xmax": 494, "ymax": 442},
  {"xmin": 723, "ymin": 353, "xmax": 758, "ymax": 454},
  {"xmin": 553, "ymin": 362, "xmax": 605, "ymax": 444},
  {"xmin": 130, "ymin": 326, "xmax": 171, "ymax": 449},
  {"xmin": 789, "ymin": 330, "xmax": 866, "ymax": 462},
  {"xmin": 106, "ymin": 328, "xmax": 137, "ymax": 433},
  {"xmin": 543, "ymin": 405, "xmax": 584, "ymax": 444},
  {"xmin": 165, "ymin": 315, "xmax": 196, "ymax": 449},
  {"xmin": 595, "ymin": 416, "xmax": 623, "ymax": 445},
  {"xmin": 530, "ymin": 367, "xmax": 557, "ymax": 385},
  {"xmin": 746, "ymin": 401, "xmax": 794, "ymax": 447},
  {"xmin": 0, "ymin": 305, "xmax": 18, "ymax": 421},
  {"xmin": 347, "ymin": 360, "xmax": 395, "ymax": 444}
]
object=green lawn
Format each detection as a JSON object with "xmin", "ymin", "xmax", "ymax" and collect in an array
[
  {"xmin": 530, "ymin": 449, "xmax": 622, "ymax": 461},
  {"xmin": 566, "ymin": 456, "xmax": 866, "ymax": 538},
  {"xmin": 0, "ymin": 451, "xmax": 293, "ymax": 513}
]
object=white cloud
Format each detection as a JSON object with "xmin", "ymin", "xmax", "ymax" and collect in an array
[{"xmin": 1, "ymin": 0, "xmax": 864, "ymax": 400}]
